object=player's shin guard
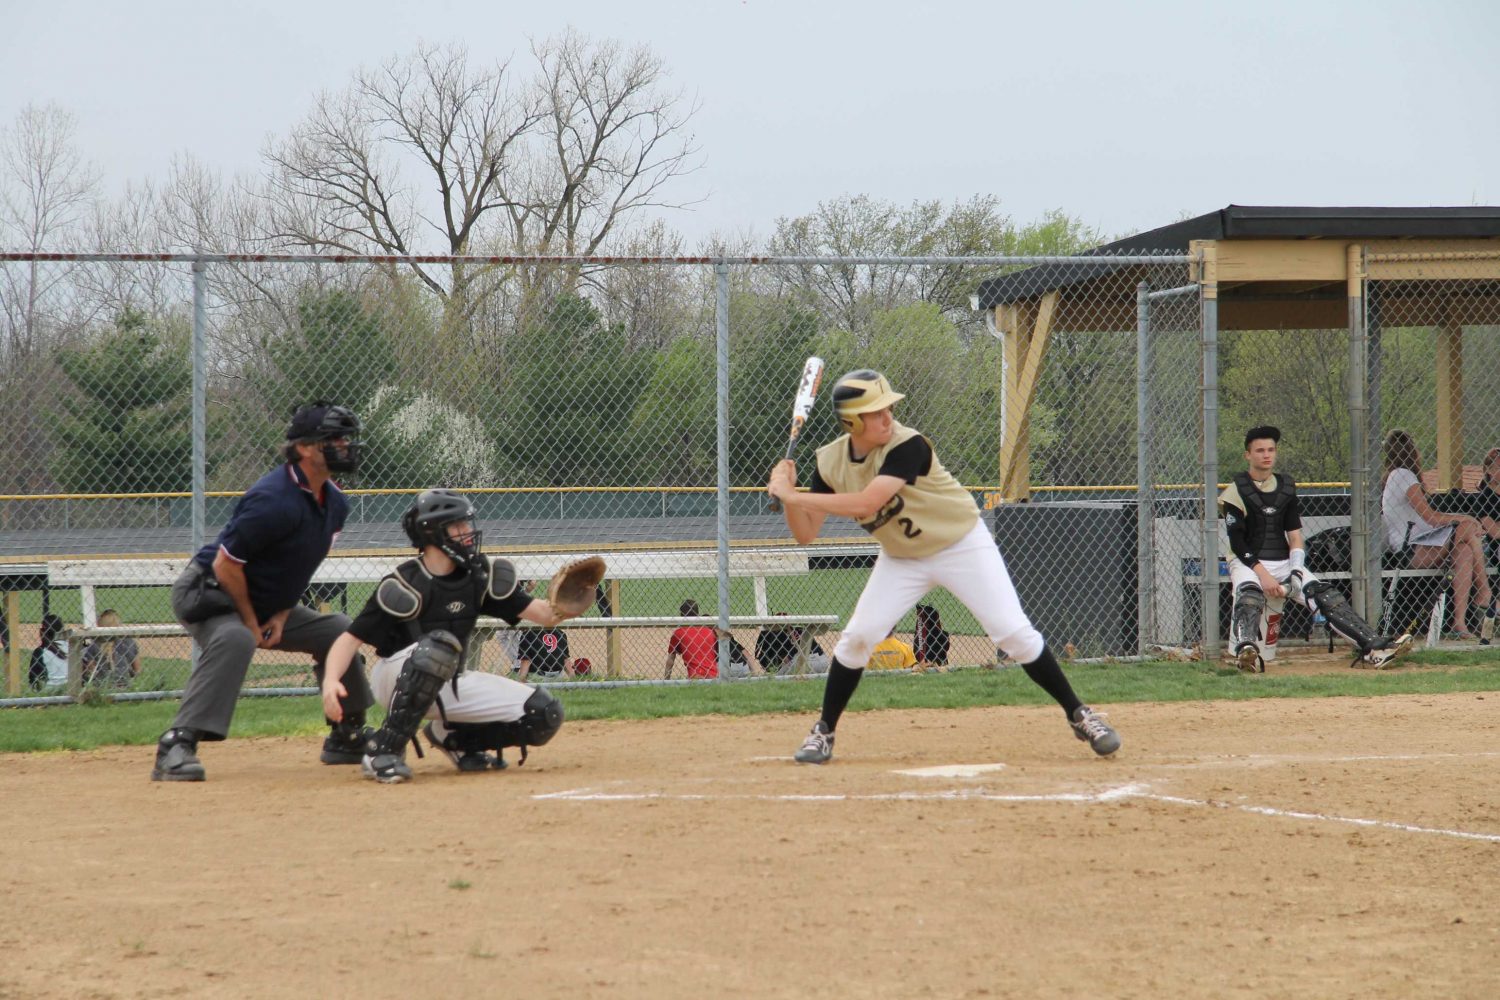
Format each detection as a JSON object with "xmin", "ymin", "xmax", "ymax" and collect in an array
[
  {"xmin": 442, "ymin": 688, "xmax": 564, "ymax": 765},
  {"xmin": 1303, "ymin": 581, "xmax": 1383, "ymax": 655},
  {"xmin": 367, "ymin": 631, "xmax": 463, "ymax": 758},
  {"xmin": 1230, "ymin": 582, "xmax": 1266, "ymax": 651}
]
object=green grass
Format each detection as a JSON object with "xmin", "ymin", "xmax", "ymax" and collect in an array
[{"xmin": 4, "ymin": 647, "xmax": 1498, "ymax": 754}]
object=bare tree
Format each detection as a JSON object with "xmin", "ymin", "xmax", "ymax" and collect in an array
[
  {"xmin": 0, "ymin": 103, "xmax": 100, "ymax": 358},
  {"xmin": 0, "ymin": 103, "xmax": 101, "ymax": 498},
  {"xmin": 260, "ymin": 34, "xmax": 701, "ymax": 321},
  {"xmin": 767, "ymin": 195, "xmax": 1101, "ymax": 337},
  {"xmin": 509, "ymin": 29, "xmax": 702, "ymax": 258}
]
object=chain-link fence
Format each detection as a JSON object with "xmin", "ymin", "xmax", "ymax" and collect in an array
[
  {"xmin": 3, "ymin": 251, "xmax": 1206, "ymax": 703},
  {"xmin": 1351, "ymin": 249, "xmax": 1500, "ymax": 642}
]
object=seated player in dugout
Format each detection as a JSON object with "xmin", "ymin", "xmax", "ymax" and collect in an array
[
  {"xmin": 767, "ymin": 368, "xmax": 1120, "ymax": 763},
  {"xmin": 1221, "ymin": 425, "xmax": 1412, "ymax": 672},
  {"xmin": 321, "ymin": 489, "xmax": 581, "ymax": 783}
]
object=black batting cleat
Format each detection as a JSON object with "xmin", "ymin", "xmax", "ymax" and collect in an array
[
  {"xmin": 793, "ymin": 721, "xmax": 834, "ymax": 764},
  {"xmin": 1070, "ymin": 706, "xmax": 1121, "ymax": 756}
]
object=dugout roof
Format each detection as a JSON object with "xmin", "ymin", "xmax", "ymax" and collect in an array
[
  {"xmin": 980, "ymin": 205, "xmax": 1500, "ymax": 499},
  {"xmin": 975, "ymin": 204, "xmax": 1500, "ymax": 312}
]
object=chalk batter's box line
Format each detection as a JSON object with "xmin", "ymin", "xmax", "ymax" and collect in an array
[{"xmin": 536, "ymin": 753, "xmax": 1500, "ymax": 845}]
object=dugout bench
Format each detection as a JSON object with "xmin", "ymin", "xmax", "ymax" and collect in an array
[
  {"xmin": 1181, "ymin": 558, "xmax": 1489, "ymax": 651},
  {"xmin": 35, "ymin": 551, "xmax": 834, "ymax": 696}
]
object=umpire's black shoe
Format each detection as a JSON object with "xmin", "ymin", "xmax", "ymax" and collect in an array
[
  {"xmin": 1070, "ymin": 706, "xmax": 1121, "ymax": 757},
  {"xmin": 151, "ymin": 728, "xmax": 206, "ymax": 782},
  {"xmin": 320, "ymin": 723, "xmax": 374, "ymax": 765}
]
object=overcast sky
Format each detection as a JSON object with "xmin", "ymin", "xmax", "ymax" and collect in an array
[{"xmin": 3, "ymin": 0, "xmax": 1497, "ymax": 249}]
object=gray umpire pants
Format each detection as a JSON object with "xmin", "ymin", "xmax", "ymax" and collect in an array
[{"xmin": 169, "ymin": 568, "xmax": 373, "ymax": 741}]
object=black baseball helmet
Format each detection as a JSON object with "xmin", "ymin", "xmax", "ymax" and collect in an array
[
  {"xmin": 286, "ymin": 400, "xmax": 361, "ymax": 473},
  {"xmin": 401, "ymin": 489, "xmax": 483, "ymax": 571}
]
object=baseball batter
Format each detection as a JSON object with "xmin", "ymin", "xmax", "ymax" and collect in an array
[
  {"xmin": 766, "ymin": 369, "xmax": 1121, "ymax": 763},
  {"xmin": 1221, "ymin": 425, "xmax": 1411, "ymax": 672},
  {"xmin": 320, "ymin": 490, "xmax": 569, "ymax": 783}
]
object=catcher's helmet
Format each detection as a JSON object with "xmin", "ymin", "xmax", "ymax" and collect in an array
[
  {"xmin": 402, "ymin": 489, "xmax": 483, "ymax": 571},
  {"xmin": 286, "ymin": 400, "xmax": 362, "ymax": 473},
  {"xmin": 831, "ymin": 369, "xmax": 905, "ymax": 435}
]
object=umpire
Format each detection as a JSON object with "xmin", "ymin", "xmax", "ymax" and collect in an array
[{"xmin": 151, "ymin": 401, "xmax": 375, "ymax": 782}]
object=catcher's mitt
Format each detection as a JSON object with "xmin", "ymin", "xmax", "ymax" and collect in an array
[{"xmin": 547, "ymin": 555, "xmax": 606, "ymax": 618}]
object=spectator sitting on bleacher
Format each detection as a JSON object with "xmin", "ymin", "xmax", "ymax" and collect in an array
[
  {"xmin": 1381, "ymin": 429, "xmax": 1492, "ymax": 638},
  {"xmin": 914, "ymin": 603, "xmax": 950, "ymax": 670},
  {"xmin": 867, "ymin": 629, "xmax": 916, "ymax": 670},
  {"xmin": 665, "ymin": 600, "xmax": 719, "ymax": 679},
  {"xmin": 80, "ymin": 609, "xmax": 140, "ymax": 688},
  {"xmin": 27, "ymin": 613, "xmax": 68, "ymax": 690},
  {"xmin": 754, "ymin": 612, "xmax": 829, "ymax": 675},
  {"xmin": 1478, "ymin": 448, "xmax": 1500, "ymax": 568}
]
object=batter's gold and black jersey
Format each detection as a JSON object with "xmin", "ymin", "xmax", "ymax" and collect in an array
[{"xmin": 811, "ymin": 421, "xmax": 978, "ymax": 558}]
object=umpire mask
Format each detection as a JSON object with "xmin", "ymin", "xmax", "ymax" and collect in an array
[{"xmin": 287, "ymin": 401, "xmax": 362, "ymax": 473}]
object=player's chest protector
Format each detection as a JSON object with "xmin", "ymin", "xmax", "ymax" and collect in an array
[
  {"xmin": 395, "ymin": 561, "xmax": 487, "ymax": 648},
  {"xmin": 1234, "ymin": 472, "xmax": 1295, "ymax": 560}
]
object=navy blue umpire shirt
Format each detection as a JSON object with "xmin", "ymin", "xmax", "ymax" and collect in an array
[{"xmin": 191, "ymin": 463, "xmax": 349, "ymax": 621}]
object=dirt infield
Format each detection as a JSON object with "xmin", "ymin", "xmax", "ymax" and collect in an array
[{"xmin": 3, "ymin": 689, "xmax": 1499, "ymax": 999}]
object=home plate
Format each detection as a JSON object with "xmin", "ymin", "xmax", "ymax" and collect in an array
[{"xmin": 893, "ymin": 763, "xmax": 1008, "ymax": 778}]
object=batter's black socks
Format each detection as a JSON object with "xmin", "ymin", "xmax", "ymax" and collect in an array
[
  {"xmin": 1020, "ymin": 645, "xmax": 1083, "ymax": 719},
  {"xmin": 819, "ymin": 658, "xmax": 864, "ymax": 732}
]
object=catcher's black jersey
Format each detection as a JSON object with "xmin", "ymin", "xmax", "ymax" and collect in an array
[{"xmin": 349, "ymin": 559, "xmax": 532, "ymax": 659}]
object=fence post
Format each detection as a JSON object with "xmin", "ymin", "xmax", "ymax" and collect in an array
[
  {"xmin": 1346, "ymin": 244, "xmax": 1371, "ymax": 621},
  {"xmin": 1136, "ymin": 282, "xmax": 1154, "ymax": 654},
  {"xmin": 1200, "ymin": 267, "xmax": 1221, "ymax": 660},
  {"xmin": 191, "ymin": 258, "xmax": 208, "ymax": 671},
  {"xmin": 191, "ymin": 259, "xmax": 207, "ymax": 556},
  {"xmin": 1365, "ymin": 271, "xmax": 1386, "ymax": 629},
  {"xmin": 714, "ymin": 261, "xmax": 731, "ymax": 679}
]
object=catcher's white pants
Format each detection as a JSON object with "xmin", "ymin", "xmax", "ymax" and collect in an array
[
  {"xmin": 834, "ymin": 519, "xmax": 1045, "ymax": 668},
  {"xmin": 370, "ymin": 642, "xmax": 534, "ymax": 741},
  {"xmin": 1227, "ymin": 558, "xmax": 1323, "ymax": 663}
]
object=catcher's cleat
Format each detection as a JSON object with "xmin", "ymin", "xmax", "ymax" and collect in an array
[
  {"xmin": 1354, "ymin": 632, "xmax": 1413, "ymax": 670},
  {"xmin": 321, "ymin": 723, "xmax": 375, "ymax": 765},
  {"xmin": 424, "ymin": 722, "xmax": 506, "ymax": 772},
  {"xmin": 151, "ymin": 732, "xmax": 206, "ymax": 782},
  {"xmin": 361, "ymin": 753, "xmax": 413, "ymax": 784},
  {"xmin": 1070, "ymin": 706, "xmax": 1121, "ymax": 756},
  {"xmin": 1234, "ymin": 643, "xmax": 1264, "ymax": 674},
  {"xmin": 793, "ymin": 721, "xmax": 834, "ymax": 764}
]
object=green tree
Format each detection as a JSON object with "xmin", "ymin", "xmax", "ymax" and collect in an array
[
  {"xmin": 628, "ymin": 336, "xmax": 716, "ymax": 487},
  {"xmin": 726, "ymin": 298, "xmax": 825, "ymax": 485},
  {"xmin": 266, "ymin": 290, "xmax": 399, "ymax": 416},
  {"xmin": 494, "ymin": 295, "xmax": 654, "ymax": 486},
  {"xmin": 50, "ymin": 309, "xmax": 194, "ymax": 493},
  {"xmin": 864, "ymin": 302, "xmax": 1003, "ymax": 485}
]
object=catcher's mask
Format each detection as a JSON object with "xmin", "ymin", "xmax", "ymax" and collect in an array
[
  {"xmin": 286, "ymin": 400, "xmax": 362, "ymax": 473},
  {"xmin": 402, "ymin": 489, "xmax": 483, "ymax": 571},
  {"xmin": 831, "ymin": 369, "xmax": 905, "ymax": 435}
]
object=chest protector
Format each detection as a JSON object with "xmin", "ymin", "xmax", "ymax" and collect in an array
[
  {"xmin": 1233, "ymin": 472, "xmax": 1296, "ymax": 561},
  {"xmin": 375, "ymin": 556, "xmax": 516, "ymax": 665}
]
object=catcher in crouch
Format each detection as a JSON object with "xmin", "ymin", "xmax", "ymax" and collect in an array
[
  {"xmin": 320, "ymin": 489, "xmax": 604, "ymax": 783},
  {"xmin": 1222, "ymin": 425, "xmax": 1411, "ymax": 672}
]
